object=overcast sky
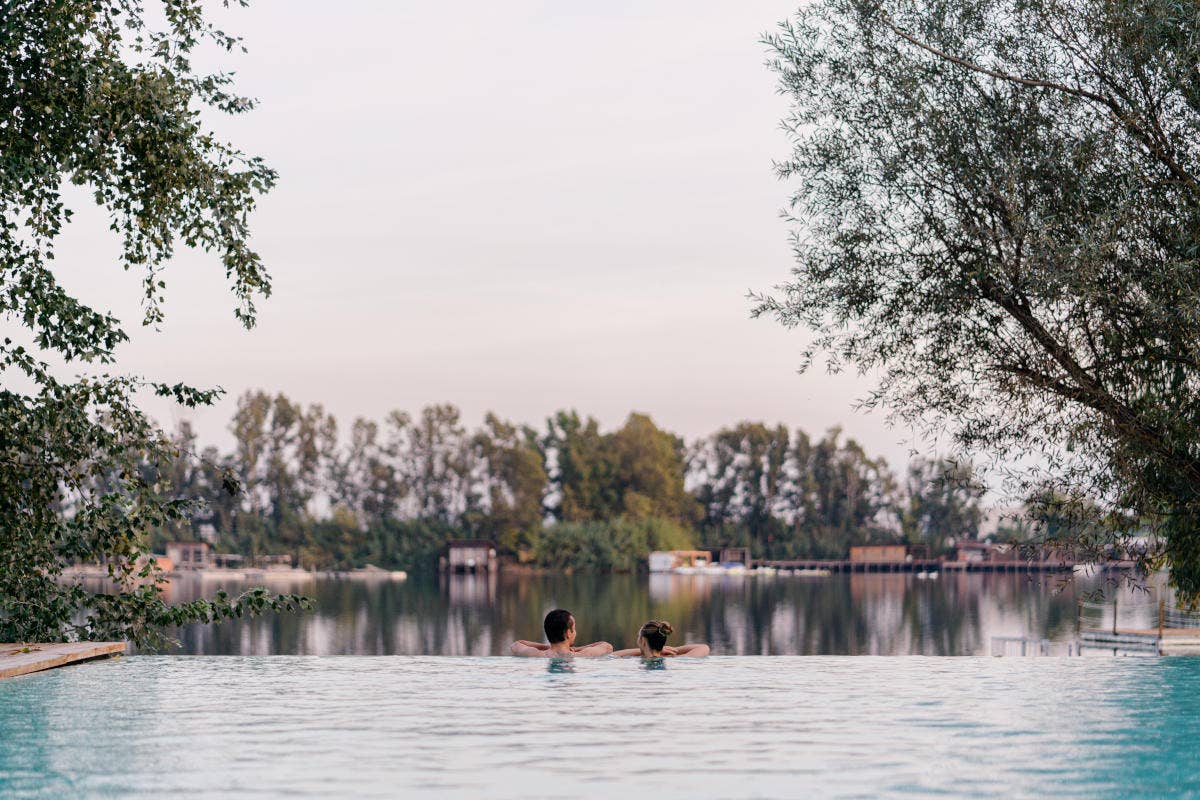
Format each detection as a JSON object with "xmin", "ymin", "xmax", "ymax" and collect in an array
[{"xmin": 48, "ymin": 1, "xmax": 921, "ymax": 465}]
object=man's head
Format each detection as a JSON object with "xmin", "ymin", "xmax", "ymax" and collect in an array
[{"xmin": 543, "ymin": 608, "xmax": 575, "ymax": 645}]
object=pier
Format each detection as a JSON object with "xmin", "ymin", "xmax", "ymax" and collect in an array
[
  {"xmin": 1077, "ymin": 598, "xmax": 1200, "ymax": 655},
  {"xmin": 0, "ymin": 642, "xmax": 126, "ymax": 679},
  {"xmin": 753, "ymin": 542, "xmax": 1124, "ymax": 574},
  {"xmin": 755, "ymin": 558, "xmax": 1088, "ymax": 574},
  {"xmin": 1078, "ymin": 628, "xmax": 1200, "ymax": 656}
]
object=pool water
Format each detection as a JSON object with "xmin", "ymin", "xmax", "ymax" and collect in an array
[{"xmin": 2, "ymin": 655, "xmax": 1198, "ymax": 798}]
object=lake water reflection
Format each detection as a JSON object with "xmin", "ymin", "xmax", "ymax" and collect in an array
[{"xmin": 158, "ymin": 571, "xmax": 1118, "ymax": 656}]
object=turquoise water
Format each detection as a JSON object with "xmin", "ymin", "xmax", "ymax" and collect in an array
[{"xmin": 2, "ymin": 656, "xmax": 1199, "ymax": 798}]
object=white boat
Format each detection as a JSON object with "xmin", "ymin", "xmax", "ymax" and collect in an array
[{"xmin": 654, "ymin": 550, "xmax": 717, "ymax": 574}]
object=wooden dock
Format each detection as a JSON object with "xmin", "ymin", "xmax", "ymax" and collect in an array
[
  {"xmin": 756, "ymin": 558, "xmax": 1081, "ymax": 574},
  {"xmin": 1079, "ymin": 628, "xmax": 1200, "ymax": 656},
  {"xmin": 0, "ymin": 642, "xmax": 126, "ymax": 679}
]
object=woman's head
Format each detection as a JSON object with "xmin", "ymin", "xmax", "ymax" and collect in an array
[{"xmin": 638, "ymin": 620, "xmax": 673, "ymax": 655}]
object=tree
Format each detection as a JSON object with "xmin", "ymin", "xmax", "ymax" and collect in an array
[
  {"xmin": 760, "ymin": 0, "xmax": 1200, "ymax": 597},
  {"xmin": 544, "ymin": 410, "xmax": 696, "ymax": 526},
  {"xmin": 473, "ymin": 413, "xmax": 547, "ymax": 557},
  {"xmin": 394, "ymin": 404, "xmax": 476, "ymax": 525},
  {"xmin": 233, "ymin": 392, "xmax": 334, "ymax": 539},
  {"xmin": 789, "ymin": 429, "xmax": 897, "ymax": 559},
  {"xmin": 544, "ymin": 410, "xmax": 615, "ymax": 522},
  {"xmin": 335, "ymin": 416, "xmax": 403, "ymax": 528},
  {"xmin": 607, "ymin": 413, "xmax": 699, "ymax": 525},
  {"xmin": 0, "ymin": 2, "xmax": 307, "ymax": 647},
  {"xmin": 901, "ymin": 458, "xmax": 984, "ymax": 555},
  {"xmin": 690, "ymin": 422, "xmax": 792, "ymax": 548}
]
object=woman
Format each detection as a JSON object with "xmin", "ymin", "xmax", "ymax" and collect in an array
[{"xmin": 613, "ymin": 620, "xmax": 710, "ymax": 659}]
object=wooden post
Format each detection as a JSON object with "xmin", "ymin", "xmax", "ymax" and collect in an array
[
  {"xmin": 1113, "ymin": 594, "xmax": 1119, "ymax": 636},
  {"xmin": 1159, "ymin": 598, "xmax": 1166, "ymax": 640}
]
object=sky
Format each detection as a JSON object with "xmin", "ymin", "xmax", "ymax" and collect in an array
[{"xmin": 47, "ymin": 0, "xmax": 921, "ymax": 466}]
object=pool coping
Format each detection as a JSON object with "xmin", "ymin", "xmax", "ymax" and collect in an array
[{"xmin": 0, "ymin": 642, "xmax": 127, "ymax": 679}]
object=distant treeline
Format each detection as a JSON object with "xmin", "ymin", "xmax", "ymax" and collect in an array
[{"xmin": 153, "ymin": 391, "xmax": 990, "ymax": 572}]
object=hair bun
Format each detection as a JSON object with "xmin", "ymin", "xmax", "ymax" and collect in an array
[{"xmin": 659, "ymin": 621, "xmax": 673, "ymax": 636}]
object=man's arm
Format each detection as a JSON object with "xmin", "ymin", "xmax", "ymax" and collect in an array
[
  {"xmin": 510, "ymin": 641, "xmax": 548, "ymax": 657},
  {"xmin": 571, "ymin": 641, "xmax": 613, "ymax": 656},
  {"xmin": 612, "ymin": 648, "xmax": 640, "ymax": 657}
]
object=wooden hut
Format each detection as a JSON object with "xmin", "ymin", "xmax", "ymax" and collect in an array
[{"xmin": 441, "ymin": 540, "xmax": 497, "ymax": 573}]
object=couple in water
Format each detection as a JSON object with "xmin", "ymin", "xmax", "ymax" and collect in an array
[{"xmin": 509, "ymin": 608, "xmax": 710, "ymax": 659}]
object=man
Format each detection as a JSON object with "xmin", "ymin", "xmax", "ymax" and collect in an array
[{"xmin": 509, "ymin": 608, "xmax": 613, "ymax": 657}]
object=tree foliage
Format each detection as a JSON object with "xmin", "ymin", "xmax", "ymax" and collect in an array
[
  {"xmin": 760, "ymin": 0, "xmax": 1200, "ymax": 597},
  {"xmin": 473, "ymin": 413, "xmax": 547, "ymax": 558},
  {"xmin": 900, "ymin": 458, "xmax": 984, "ymax": 555},
  {"xmin": 544, "ymin": 411, "xmax": 698, "ymax": 525},
  {"xmin": 0, "ymin": 1, "xmax": 308, "ymax": 648},
  {"xmin": 162, "ymin": 395, "xmax": 977, "ymax": 572},
  {"xmin": 689, "ymin": 425, "xmax": 898, "ymax": 559}
]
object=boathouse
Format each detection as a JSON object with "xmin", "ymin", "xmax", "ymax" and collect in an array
[
  {"xmin": 849, "ymin": 544, "xmax": 922, "ymax": 563},
  {"xmin": 716, "ymin": 546, "xmax": 751, "ymax": 567},
  {"xmin": 442, "ymin": 540, "xmax": 497, "ymax": 573},
  {"xmin": 953, "ymin": 540, "xmax": 991, "ymax": 563},
  {"xmin": 166, "ymin": 541, "xmax": 212, "ymax": 571}
]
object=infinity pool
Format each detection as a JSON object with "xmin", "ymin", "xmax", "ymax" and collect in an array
[{"xmin": 2, "ymin": 656, "xmax": 1198, "ymax": 798}]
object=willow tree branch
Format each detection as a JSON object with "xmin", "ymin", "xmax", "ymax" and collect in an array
[{"xmin": 869, "ymin": 3, "xmax": 1200, "ymax": 192}]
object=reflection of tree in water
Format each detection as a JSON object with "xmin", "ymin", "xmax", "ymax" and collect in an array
[{"xmin": 165, "ymin": 572, "xmax": 1086, "ymax": 656}]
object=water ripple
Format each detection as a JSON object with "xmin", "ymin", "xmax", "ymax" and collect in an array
[{"xmin": 1, "ymin": 656, "xmax": 1198, "ymax": 798}]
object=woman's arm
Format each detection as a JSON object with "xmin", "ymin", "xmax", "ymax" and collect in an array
[
  {"xmin": 614, "ymin": 646, "xmax": 683, "ymax": 657},
  {"xmin": 670, "ymin": 644, "xmax": 710, "ymax": 658}
]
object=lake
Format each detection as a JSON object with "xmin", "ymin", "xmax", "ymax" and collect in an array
[{"xmin": 151, "ymin": 570, "xmax": 1151, "ymax": 656}]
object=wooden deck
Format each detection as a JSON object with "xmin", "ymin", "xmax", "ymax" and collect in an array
[
  {"xmin": 1079, "ymin": 628, "xmax": 1200, "ymax": 656},
  {"xmin": 756, "ymin": 558, "xmax": 1081, "ymax": 574},
  {"xmin": 0, "ymin": 642, "xmax": 126, "ymax": 679}
]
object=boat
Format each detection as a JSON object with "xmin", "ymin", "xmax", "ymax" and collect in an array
[
  {"xmin": 652, "ymin": 550, "xmax": 716, "ymax": 575},
  {"xmin": 342, "ymin": 565, "xmax": 409, "ymax": 581}
]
